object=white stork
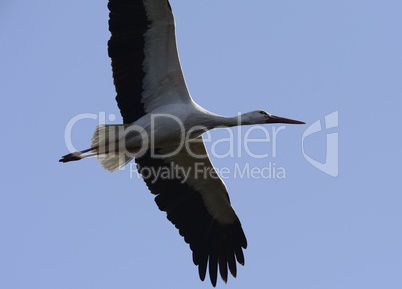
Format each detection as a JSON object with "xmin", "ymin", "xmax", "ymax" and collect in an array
[{"xmin": 60, "ymin": 0, "xmax": 304, "ymax": 286}]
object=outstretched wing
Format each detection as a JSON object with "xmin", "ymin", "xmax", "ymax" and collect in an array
[
  {"xmin": 136, "ymin": 139, "xmax": 247, "ymax": 286},
  {"xmin": 108, "ymin": 0, "xmax": 192, "ymax": 124},
  {"xmin": 108, "ymin": 1, "xmax": 247, "ymax": 286}
]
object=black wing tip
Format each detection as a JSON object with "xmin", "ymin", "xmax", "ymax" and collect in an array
[{"xmin": 192, "ymin": 221, "xmax": 247, "ymax": 286}]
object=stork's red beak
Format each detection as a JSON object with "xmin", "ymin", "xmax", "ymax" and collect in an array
[{"xmin": 266, "ymin": 115, "xmax": 305, "ymax": 124}]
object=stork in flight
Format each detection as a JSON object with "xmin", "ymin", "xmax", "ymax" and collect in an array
[{"xmin": 60, "ymin": 0, "xmax": 304, "ymax": 286}]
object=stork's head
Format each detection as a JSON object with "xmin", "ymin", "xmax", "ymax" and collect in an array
[{"xmin": 243, "ymin": 110, "xmax": 305, "ymax": 125}]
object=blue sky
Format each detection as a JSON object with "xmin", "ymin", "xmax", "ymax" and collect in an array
[{"xmin": 1, "ymin": 0, "xmax": 401, "ymax": 288}]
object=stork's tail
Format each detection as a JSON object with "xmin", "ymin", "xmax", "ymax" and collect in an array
[
  {"xmin": 59, "ymin": 125, "xmax": 134, "ymax": 171},
  {"xmin": 90, "ymin": 124, "xmax": 134, "ymax": 172}
]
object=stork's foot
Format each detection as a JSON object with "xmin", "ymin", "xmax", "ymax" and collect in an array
[
  {"xmin": 59, "ymin": 152, "xmax": 83, "ymax": 163},
  {"xmin": 59, "ymin": 147, "xmax": 95, "ymax": 163}
]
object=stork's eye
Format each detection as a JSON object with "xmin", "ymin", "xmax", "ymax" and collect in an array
[{"xmin": 259, "ymin": 111, "xmax": 268, "ymax": 115}]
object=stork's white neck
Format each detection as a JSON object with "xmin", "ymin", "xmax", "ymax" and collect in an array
[
  {"xmin": 189, "ymin": 102, "xmax": 266, "ymax": 131},
  {"xmin": 195, "ymin": 111, "xmax": 259, "ymax": 129}
]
